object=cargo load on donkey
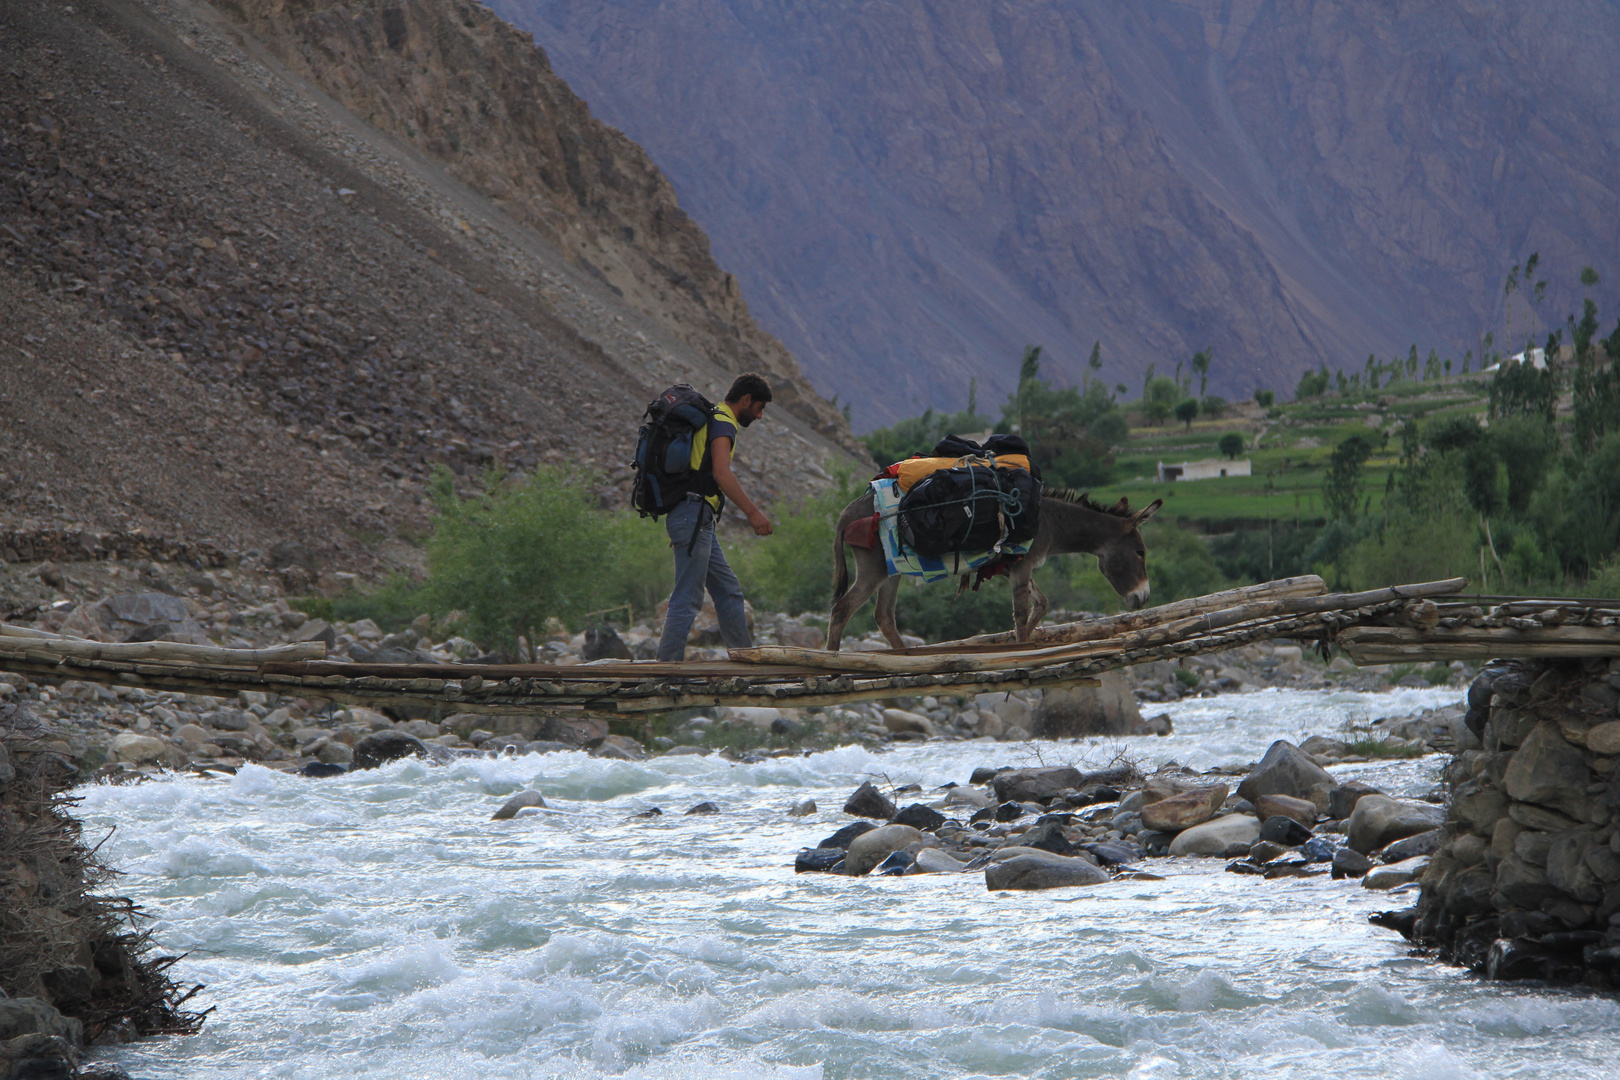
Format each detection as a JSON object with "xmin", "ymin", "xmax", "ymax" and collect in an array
[
  {"xmin": 827, "ymin": 432, "xmax": 1162, "ymax": 650},
  {"xmin": 859, "ymin": 433, "xmax": 1042, "ymax": 579}
]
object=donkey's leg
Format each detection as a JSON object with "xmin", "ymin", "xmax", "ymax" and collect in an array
[
  {"xmin": 873, "ymin": 576, "xmax": 903, "ymax": 649},
  {"xmin": 1010, "ymin": 561, "xmax": 1039, "ymax": 642},
  {"xmin": 826, "ymin": 546, "xmax": 887, "ymax": 651},
  {"xmin": 1027, "ymin": 577, "xmax": 1049, "ymax": 635}
]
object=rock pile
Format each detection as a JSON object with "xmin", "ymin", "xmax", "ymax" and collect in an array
[
  {"xmin": 794, "ymin": 736, "xmax": 1449, "ymax": 892},
  {"xmin": 1380, "ymin": 658, "xmax": 1620, "ymax": 987}
]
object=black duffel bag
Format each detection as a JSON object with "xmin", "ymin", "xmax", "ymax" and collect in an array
[{"xmin": 898, "ymin": 464, "xmax": 1041, "ymax": 559}]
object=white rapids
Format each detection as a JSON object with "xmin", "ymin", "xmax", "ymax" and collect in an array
[{"xmin": 74, "ymin": 686, "xmax": 1620, "ymax": 1079}]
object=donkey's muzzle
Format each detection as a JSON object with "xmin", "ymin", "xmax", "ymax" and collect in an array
[{"xmin": 1125, "ymin": 584, "xmax": 1151, "ymax": 610}]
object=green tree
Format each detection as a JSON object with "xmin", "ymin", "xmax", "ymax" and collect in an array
[
  {"xmin": 1218, "ymin": 432, "xmax": 1245, "ymax": 459},
  {"xmin": 1190, "ymin": 349, "xmax": 1212, "ymax": 398},
  {"xmin": 1253, "ymin": 389, "xmax": 1275, "ymax": 408},
  {"xmin": 1322, "ymin": 435, "xmax": 1373, "ymax": 522},
  {"xmin": 998, "ymin": 350, "xmax": 1128, "ymax": 485},
  {"xmin": 1563, "ymin": 431, "xmax": 1620, "ymax": 574},
  {"xmin": 1174, "ymin": 398, "xmax": 1199, "ymax": 430},
  {"xmin": 1295, "ymin": 366, "xmax": 1331, "ymax": 399},
  {"xmin": 1488, "ymin": 357, "xmax": 1557, "ymax": 421}
]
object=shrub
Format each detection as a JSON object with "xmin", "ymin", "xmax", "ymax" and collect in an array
[
  {"xmin": 419, "ymin": 465, "xmax": 666, "ymax": 650},
  {"xmin": 1343, "ymin": 506, "xmax": 1478, "ymax": 591}
]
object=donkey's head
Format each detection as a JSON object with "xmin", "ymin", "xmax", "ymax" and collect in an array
[{"xmin": 1050, "ymin": 492, "xmax": 1163, "ymax": 609}]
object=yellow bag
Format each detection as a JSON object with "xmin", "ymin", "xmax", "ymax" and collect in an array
[{"xmin": 895, "ymin": 453, "xmax": 1031, "ymax": 492}]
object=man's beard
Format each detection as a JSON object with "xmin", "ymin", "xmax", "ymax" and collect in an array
[{"xmin": 737, "ymin": 412, "xmax": 755, "ymax": 427}]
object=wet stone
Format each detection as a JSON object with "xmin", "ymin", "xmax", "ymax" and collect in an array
[
  {"xmin": 818, "ymin": 821, "xmax": 876, "ymax": 850},
  {"xmin": 1260, "ymin": 814, "xmax": 1314, "ymax": 846},
  {"xmin": 795, "ymin": 847, "xmax": 845, "ymax": 873},
  {"xmin": 843, "ymin": 781, "xmax": 896, "ymax": 820},
  {"xmin": 891, "ymin": 803, "xmax": 946, "ymax": 831}
]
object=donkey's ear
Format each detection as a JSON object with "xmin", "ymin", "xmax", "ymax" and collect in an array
[
  {"xmin": 1132, "ymin": 499, "xmax": 1163, "ymax": 525},
  {"xmin": 1110, "ymin": 497, "xmax": 1130, "ymax": 514}
]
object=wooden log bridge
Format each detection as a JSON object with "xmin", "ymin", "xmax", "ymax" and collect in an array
[{"xmin": 3, "ymin": 577, "xmax": 1618, "ymax": 719}]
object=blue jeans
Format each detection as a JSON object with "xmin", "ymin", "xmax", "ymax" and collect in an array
[{"xmin": 657, "ymin": 497, "xmax": 753, "ymax": 661}]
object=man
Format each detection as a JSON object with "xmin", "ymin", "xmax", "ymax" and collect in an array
[{"xmin": 656, "ymin": 373, "xmax": 775, "ymax": 662}]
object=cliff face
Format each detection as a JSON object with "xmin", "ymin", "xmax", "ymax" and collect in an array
[
  {"xmin": 0, "ymin": 0, "xmax": 854, "ymax": 571},
  {"xmin": 215, "ymin": 0, "xmax": 847, "ymax": 438},
  {"xmin": 498, "ymin": 0, "xmax": 1620, "ymax": 425}
]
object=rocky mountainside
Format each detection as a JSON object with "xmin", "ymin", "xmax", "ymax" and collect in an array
[
  {"xmin": 499, "ymin": 0, "xmax": 1620, "ymax": 426},
  {"xmin": 0, "ymin": 0, "xmax": 854, "ymax": 580}
]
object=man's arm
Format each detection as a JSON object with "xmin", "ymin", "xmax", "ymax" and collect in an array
[{"xmin": 709, "ymin": 436, "xmax": 773, "ymax": 535}]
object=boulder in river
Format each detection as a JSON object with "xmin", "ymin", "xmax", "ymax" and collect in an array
[
  {"xmin": 795, "ymin": 847, "xmax": 844, "ymax": 873},
  {"xmin": 1345, "ymin": 795, "xmax": 1445, "ymax": 854},
  {"xmin": 1380, "ymin": 828, "xmax": 1444, "ymax": 863},
  {"xmin": 1008, "ymin": 818, "xmax": 1075, "ymax": 855},
  {"xmin": 819, "ymin": 821, "xmax": 877, "ymax": 850},
  {"xmin": 1362, "ymin": 855, "xmax": 1430, "ymax": 890},
  {"xmin": 912, "ymin": 848, "xmax": 968, "ymax": 874},
  {"xmin": 1253, "ymin": 793, "xmax": 1317, "ymax": 828},
  {"xmin": 1237, "ymin": 740, "xmax": 1338, "ymax": 811},
  {"xmin": 1140, "ymin": 784, "xmax": 1227, "ymax": 833},
  {"xmin": 1331, "ymin": 848, "xmax": 1375, "ymax": 878},
  {"xmin": 492, "ymin": 790, "xmax": 547, "ymax": 819},
  {"xmin": 1327, "ymin": 780, "xmax": 1384, "ymax": 820},
  {"xmin": 351, "ymin": 730, "xmax": 430, "ymax": 770},
  {"xmin": 845, "ymin": 824, "xmax": 926, "ymax": 876},
  {"xmin": 991, "ymin": 766, "xmax": 1082, "ymax": 804},
  {"xmin": 299, "ymin": 762, "xmax": 347, "ymax": 778},
  {"xmin": 984, "ymin": 849, "xmax": 1109, "ymax": 890},
  {"xmin": 1259, "ymin": 814, "xmax": 1313, "ymax": 846},
  {"xmin": 1168, "ymin": 814, "xmax": 1261, "ymax": 856},
  {"xmin": 788, "ymin": 798, "xmax": 817, "ymax": 816},
  {"xmin": 685, "ymin": 801, "xmax": 720, "ymax": 815},
  {"xmin": 843, "ymin": 781, "xmax": 896, "ymax": 820},
  {"xmin": 891, "ymin": 803, "xmax": 946, "ymax": 830}
]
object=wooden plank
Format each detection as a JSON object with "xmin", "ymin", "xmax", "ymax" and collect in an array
[
  {"xmin": 936, "ymin": 575, "xmax": 1328, "ymax": 648},
  {"xmin": 1, "ymin": 633, "xmax": 326, "ymax": 666},
  {"xmin": 1339, "ymin": 624, "xmax": 1620, "ymax": 664}
]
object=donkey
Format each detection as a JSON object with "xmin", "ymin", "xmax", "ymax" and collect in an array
[{"xmin": 826, "ymin": 489, "xmax": 1163, "ymax": 650}]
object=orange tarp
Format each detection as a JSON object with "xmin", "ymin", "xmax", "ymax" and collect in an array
[{"xmin": 894, "ymin": 454, "xmax": 1031, "ymax": 492}]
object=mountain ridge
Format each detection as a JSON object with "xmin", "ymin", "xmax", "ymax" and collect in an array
[{"xmin": 497, "ymin": 0, "xmax": 1620, "ymax": 427}]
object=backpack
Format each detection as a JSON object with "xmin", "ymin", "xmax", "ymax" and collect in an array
[
  {"xmin": 898, "ymin": 463, "xmax": 1041, "ymax": 559},
  {"xmin": 630, "ymin": 383, "xmax": 715, "ymax": 519}
]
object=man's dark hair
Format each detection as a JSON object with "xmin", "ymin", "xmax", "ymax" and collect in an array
[{"xmin": 726, "ymin": 372, "xmax": 773, "ymax": 404}]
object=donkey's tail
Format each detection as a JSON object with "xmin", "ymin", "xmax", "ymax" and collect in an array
[{"xmin": 831, "ymin": 525, "xmax": 850, "ymax": 605}]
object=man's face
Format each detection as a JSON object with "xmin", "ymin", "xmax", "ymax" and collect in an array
[{"xmin": 735, "ymin": 396, "xmax": 768, "ymax": 427}]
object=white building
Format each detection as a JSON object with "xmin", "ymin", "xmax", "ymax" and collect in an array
[
  {"xmin": 1483, "ymin": 348, "xmax": 1546, "ymax": 373},
  {"xmin": 1156, "ymin": 458, "xmax": 1251, "ymax": 482}
]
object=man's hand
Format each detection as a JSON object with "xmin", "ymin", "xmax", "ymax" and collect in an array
[{"xmin": 748, "ymin": 510, "xmax": 774, "ymax": 536}]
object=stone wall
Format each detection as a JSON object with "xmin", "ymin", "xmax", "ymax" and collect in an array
[{"xmin": 1397, "ymin": 657, "xmax": 1620, "ymax": 985}]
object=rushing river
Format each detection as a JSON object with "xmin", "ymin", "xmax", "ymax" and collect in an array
[{"xmin": 76, "ymin": 686, "xmax": 1620, "ymax": 1079}]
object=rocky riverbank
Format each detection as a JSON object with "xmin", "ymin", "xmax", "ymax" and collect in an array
[{"xmin": 1, "ymin": 698, "xmax": 205, "ymax": 1080}]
